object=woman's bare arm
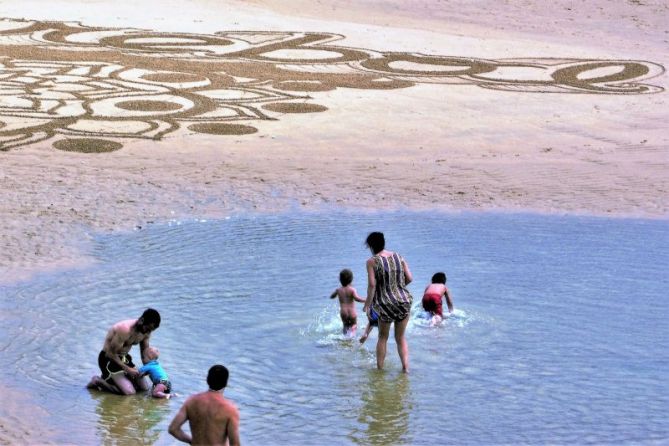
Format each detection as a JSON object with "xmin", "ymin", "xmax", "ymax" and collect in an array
[
  {"xmin": 402, "ymin": 257, "xmax": 413, "ymax": 284},
  {"xmin": 364, "ymin": 258, "xmax": 376, "ymax": 312}
]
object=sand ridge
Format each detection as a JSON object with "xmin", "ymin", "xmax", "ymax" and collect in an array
[{"xmin": 0, "ymin": 19, "xmax": 663, "ymax": 152}]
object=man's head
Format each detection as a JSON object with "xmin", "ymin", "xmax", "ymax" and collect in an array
[
  {"xmin": 207, "ymin": 365, "xmax": 229, "ymax": 391},
  {"xmin": 137, "ymin": 308, "xmax": 161, "ymax": 334}
]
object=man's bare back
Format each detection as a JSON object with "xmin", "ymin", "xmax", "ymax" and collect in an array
[
  {"xmin": 187, "ymin": 392, "xmax": 239, "ymax": 445},
  {"xmin": 169, "ymin": 364, "xmax": 240, "ymax": 445}
]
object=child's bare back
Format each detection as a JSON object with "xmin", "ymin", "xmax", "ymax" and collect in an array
[{"xmin": 330, "ymin": 269, "xmax": 366, "ymax": 335}]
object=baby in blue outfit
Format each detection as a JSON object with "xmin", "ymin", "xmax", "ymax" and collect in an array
[{"xmin": 139, "ymin": 347, "xmax": 172, "ymax": 399}]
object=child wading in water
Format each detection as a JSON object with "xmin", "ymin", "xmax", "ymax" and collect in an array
[
  {"xmin": 422, "ymin": 272, "xmax": 454, "ymax": 326},
  {"xmin": 330, "ymin": 268, "xmax": 366, "ymax": 336},
  {"xmin": 139, "ymin": 347, "xmax": 173, "ymax": 399}
]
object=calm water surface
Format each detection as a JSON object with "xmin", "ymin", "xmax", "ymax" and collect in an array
[{"xmin": 1, "ymin": 211, "xmax": 668, "ymax": 445}]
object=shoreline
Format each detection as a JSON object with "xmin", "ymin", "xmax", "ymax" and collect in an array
[
  {"xmin": 2, "ymin": 198, "xmax": 666, "ymax": 288},
  {"xmin": 1, "ymin": 0, "xmax": 668, "ymax": 285}
]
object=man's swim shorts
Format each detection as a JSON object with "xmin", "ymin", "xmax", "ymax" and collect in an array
[{"xmin": 98, "ymin": 351, "xmax": 135, "ymax": 381}]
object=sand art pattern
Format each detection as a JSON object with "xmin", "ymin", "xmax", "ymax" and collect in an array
[{"xmin": 0, "ymin": 19, "xmax": 664, "ymax": 152}]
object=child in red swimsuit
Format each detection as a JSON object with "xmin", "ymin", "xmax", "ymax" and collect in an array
[{"xmin": 421, "ymin": 272, "xmax": 454, "ymax": 325}]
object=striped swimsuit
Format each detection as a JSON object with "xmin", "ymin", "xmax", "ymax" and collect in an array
[{"xmin": 371, "ymin": 252, "xmax": 413, "ymax": 322}]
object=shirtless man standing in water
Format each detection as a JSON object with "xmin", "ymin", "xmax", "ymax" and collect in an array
[
  {"xmin": 87, "ymin": 308, "xmax": 161, "ymax": 395},
  {"xmin": 169, "ymin": 365, "xmax": 240, "ymax": 446}
]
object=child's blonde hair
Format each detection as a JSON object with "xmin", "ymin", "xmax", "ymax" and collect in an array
[{"xmin": 145, "ymin": 347, "xmax": 160, "ymax": 360}]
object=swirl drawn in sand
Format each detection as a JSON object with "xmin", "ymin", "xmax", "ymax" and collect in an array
[{"xmin": 0, "ymin": 19, "xmax": 664, "ymax": 152}]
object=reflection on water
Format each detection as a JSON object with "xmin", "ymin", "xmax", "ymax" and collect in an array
[
  {"xmin": 356, "ymin": 370, "xmax": 412, "ymax": 446},
  {"xmin": 90, "ymin": 392, "xmax": 168, "ymax": 446},
  {"xmin": 1, "ymin": 211, "xmax": 668, "ymax": 445}
]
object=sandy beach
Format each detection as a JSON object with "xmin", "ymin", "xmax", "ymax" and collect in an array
[
  {"xmin": 0, "ymin": 0, "xmax": 667, "ymax": 286},
  {"xmin": 1, "ymin": 1, "xmax": 668, "ymax": 443}
]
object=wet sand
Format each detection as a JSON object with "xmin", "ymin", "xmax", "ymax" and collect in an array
[{"xmin": 0, "ymin": 0, "xmax": 667, "ymax": 286}]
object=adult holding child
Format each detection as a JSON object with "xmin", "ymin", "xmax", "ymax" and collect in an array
[
  {"xmin": 87, "ymin": 308, "xmax": 161, "ymax": 395},
  {"xmin": 362, "ymin": 232, "xmax": 413, "ymax": 373}
]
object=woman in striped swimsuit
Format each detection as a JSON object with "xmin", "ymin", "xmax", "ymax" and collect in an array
[{"xmin": 362, "ymin": 232, "xmax": 413, "ymax": 373}]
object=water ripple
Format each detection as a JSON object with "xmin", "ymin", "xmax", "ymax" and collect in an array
[{"xmin": 1, "ymin": 211, "xmax": 667, "ymax": 445}]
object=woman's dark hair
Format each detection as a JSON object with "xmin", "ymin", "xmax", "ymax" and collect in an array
[
  {"xmin": 432, "ymin": 272, "xmax": 447, "ymax": 284},
  {"xmin": 207, "ymin": 364, "xmax": 229, "ymax": 390},
  {"xmin": 339, "ymin": 269, "xmax": 353, "ymax": 286},
  {"xmin": 141, "ymin": 308, "xmax": 161, "ymax": 328},
  {"xmin": 365, "ymin": 232, "xmax": 385, "ymax": 254}
]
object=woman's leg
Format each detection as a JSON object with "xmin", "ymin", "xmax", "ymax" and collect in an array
[
  {"xmin": 394, "ymin": 316, "xmax": 410, "ymax": 373},
  {"xmin": 376, "ymin": 321, "xmax": 391, "ymax": 369}
]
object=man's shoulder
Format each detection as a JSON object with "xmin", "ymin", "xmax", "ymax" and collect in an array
[
  {"xmin": 220, "ymin": 397, "xmax": 240, "ymax": 416},
  {"xmin": 187, "ymin": 391, "xmax": 215, "ymax": 404},
  {"xmin": 190, "ymin": 392, "xmax": 238, "ymax": 409},
  {"xmin": 112, "ymin": 319, "xmax": 136, "ymax": 332}
]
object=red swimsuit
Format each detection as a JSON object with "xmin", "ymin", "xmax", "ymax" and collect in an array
[{"xmin": 421, "ymin": 292, "xmax": 443, "ymax": 317}]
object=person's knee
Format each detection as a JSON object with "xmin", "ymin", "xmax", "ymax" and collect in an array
[
  {"xmin": 116, "ymin": 380, "xmax": 137, "ymax": 395},
  {"xmin": 120, "ymin": 386, "xmax": 137, "ymax": 395}
]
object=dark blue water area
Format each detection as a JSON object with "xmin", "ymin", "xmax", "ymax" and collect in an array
[{"xmin": 1, "ymin": 210, "xmax": 668, "ymax": 445}]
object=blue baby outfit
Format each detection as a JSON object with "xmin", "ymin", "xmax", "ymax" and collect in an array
[{"xmin": 139, "ymin": 360, "xmax": 171, "ymax": 393}]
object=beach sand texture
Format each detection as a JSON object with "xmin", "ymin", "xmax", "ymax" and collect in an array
[{"xmin": 0, "ymin": 0, "xmax": 667, "ymax": 285}]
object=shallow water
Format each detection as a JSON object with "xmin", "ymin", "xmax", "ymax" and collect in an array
[{"xmin": 1, "ymin": 211, "xmax": 668, "ymax": 445}]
